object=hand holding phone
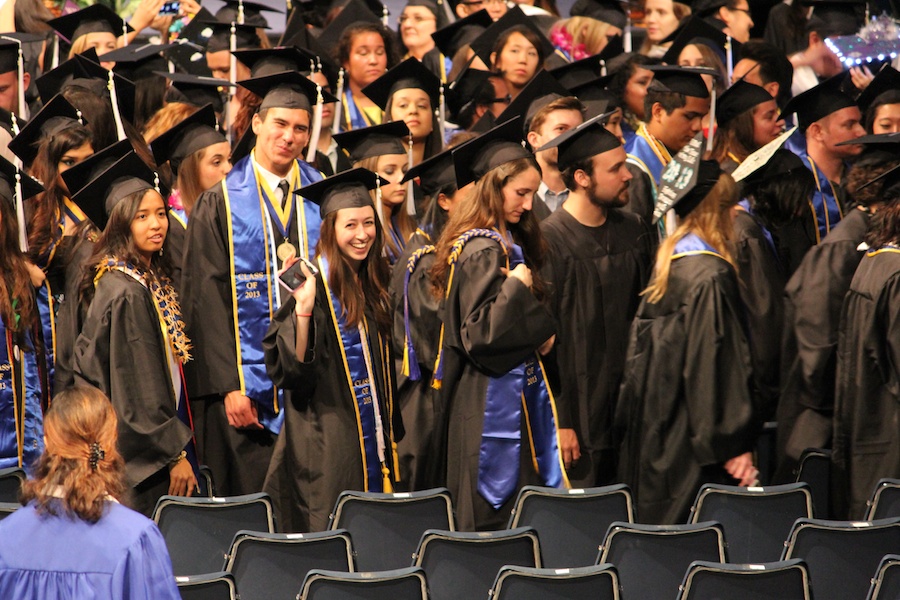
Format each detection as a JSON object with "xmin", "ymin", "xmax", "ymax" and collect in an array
[{"xmin": 278, "ymin": 256, "xmax": 319, "ymax": 292}]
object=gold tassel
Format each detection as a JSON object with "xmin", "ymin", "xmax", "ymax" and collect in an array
[{"xmin": 382, "ymin": 463, "xmax": 393, "ymax": 493}]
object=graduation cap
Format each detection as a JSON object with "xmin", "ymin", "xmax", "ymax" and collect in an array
[
  {"xmin": 469, "ymin": 110, "xmax": 495, "ymax": 133},
  {"xmin": 646, "ymin": 65, "xmax": 713, "ymax": 99},
  {"xmin": 445, "ymin": 65, "xmax": 492, "ymax": 122},
  {"xmin": 334, "ymin": 120, "xmax": 410, "ymax": 163},
  {"xmin": 233, "ymin": 46, "xmax": 320, "ymax": 77},
  {"xmin": 64, "ymin": 145, "xmax": 165, "ymax": 231},
  {"xmin": 230, "ymin": 126, "xmax": 256, "ymax": 164},
  {"xmin": 294, "ymin": 167, "xmax": 387, "ymax": 218},
  {"xmin": 716, "ymin": 80, "xmax": 773, "ymax": 129},
  {"xmin": 159, "ymin": 72, "xmax": 233, "ymax": 113},
  {"xmin": 164, "ymin": 7, "xmax": 217, "ymax": 76},
  {"xmin": 215, "ymin": 0, "xmax": 283, "ymax": 28},
  {"xmin": 536, "ymin": 111, "xmax": 621, "ymax": 171},
  {"xmin": 836, "ymin": 131, "xmax": 900, "ymax": 165},
  {"xmin": 653, "ymin": 132, "xmax": 721, "ymax": 222},
  {"xmin": 8, "ymin": 94, "xmax": 86, "ymax": 167},
  {"xmin": 276, "ymin": 14, "xmax": 340, "ymax": 86},
  {"xmin": 857, "ymin": 65, "xmax": 900, "ymax": 118},
  {"xmin": 451, "ymin": 116, "xmax": 531, "ymax": 187},
  {"xmin": 0, "ymin": 38, "xmax": 23, "ymax": 74},
  {"xmin": 690, "ymin": 0, "xmax": 729, "ymax": 17},
  {"xmin": 239, "ymin": 70, "xmax": 337, "ymax": 111},
  {"xmin": 47, "ymin": 4, "xmax": 132, "ymax": 44},
  {"xmin": 150, "ymin": 104, "xmax": 225, "ymax": 175},
  {"xmin": 101, "ymin": 43, "xmax": 175, "ymax": 83},
  {"xmin": 0, "ymin": 153, "xmax": 44, "ymax": 209},
  {"xmin": 572, "ymin": 0, "xmax": 629, "ymax": 28},
  {"xmin": 496, "ymin": 70, "xmax": 572, "ymax": 133},
  {"xmin": 549, "ymin": 53, "xmax": 608, "ymax": 90},
  {"xmin": 732, "ymin": 127, "xmax": 801, "ymax": 182},
  {"xmin": 782, "ymin": 74, "xmax": 857, "ymax": 131},
  {"xmin": 660, "ymin": 15, "xmax": 739, "ymax": 68},
  {"xmin": 802, "ymin": 0, "xmax": 865, "ymax": 37},
  {"xmin": 469, "ymin": 6, "xmax": 555, "ymax": 68},
  {"xmin": 316, "ymin": 0, "xmax": 383, "ymax": 58},
  {"xmin": 200, "ymin": 20, "xmax": 265, "ymax": 54},
  {"xmin": 405, "ymin": 0, "xmax": 454, "ymax": 30},
  {"xmin": 401, "ymin": 147, "xmax": 456, "ymax": 195},
  {"xmin": 362, "ymin": 57, "xmax": 442, "ymax": 110},
  {"xmin": 431, "ymin": 9, "xmax": 491, "ymax": 58}
]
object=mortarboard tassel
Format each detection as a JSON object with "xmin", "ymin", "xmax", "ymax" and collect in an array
[
  {"xmin": 381, "ymin": 5, "xmax": 389, "ymax": 27},
  {"xmin": 706, "ymin": 86, "xmax": 717, "ymax": 154},
  {"xmin": 122, "ymin": 21, "xmax": 129, "ymax": 47},
  {"xmin": 438, "ymin": 0, "xmax": 455, "ymax": 24},
  {"xmin": 332, "ymin": 68, "xmax": 345, "ymax": 135},
  {"xmin": 306, "ymin": 84, "xmax": 324, "ymax": 163},
  {"xmin": 14, "ymin": 169, "xmax": 26, "ymax": 252},
  {"xmin": 51, "ymin": 35, "xmax": 59, "ymax": 69},
  {"xmin": 624, "ymin": 12, "xmax": 632, "ymax": 53},
  {"xmin": 107, "ymin": 70, "xmax": 127, "ymax": 141},
  {"xmin": 725, "ymin": 36, "xmax": 733, "ymax": 86},
  {"xmin": 406, "ymin": 133, "xmax": 415, "ymax": 216},
  {"xmin": 237, "ymin": 0, "xmax": 245, "ymax": 25},
  {"xmin": 438, "ymin": 84, "xmax": 446, "ymax": 142},
  {"xmin": 226, "ymin": 23, "xmax": 238, "ymax": 144}
]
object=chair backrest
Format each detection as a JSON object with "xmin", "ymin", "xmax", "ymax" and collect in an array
[
  {"xmin": 689, "ymin": 483, "xmax": 813, "ymax": 564},
  {"xmin": 197, "ymin": 465, "xmax": 215, "ymax": 498},
  {"xmin": 490, "ymin": 563, "xmax": 620, "ymax": 600},
  {"xmin": 677, "ymin": 559, "xmax": 812, "ymax": 600},
  {"xmin": 176, "ymin": 571, "xmax": 237, "ymax": 600},
  {"xmin": 0, "ymin": 467, "xmax": 25, "ymax": 503},
  {"xmin": 598, "ymin": 521, "xmax": 726, "ymax": 600},
  {"xmin": 796, "ymin": 448, "xmax": 831, "ymax": 518},
  {"xmin": 329, "ymin": 487, "xmax": 455, "ymax": 571},
  {"xmin": 508, "ymin": 484, "xmax": 634, "ymax": 568},
  {"xmin": 413, "ymin": 527, "xmax": 542, "ymax": 600},
  {"xmin": 867, "ymin": 479, "xmax": 900, "ymax": 521},
  {"xmin": 782, "ymin": 517, "xmax": 900, "ymax": 600},
  {"xmin": 0, "ymin": 502, "xmax": 18, "ymax": 521},
  {"xmin": 152, "ymin": 493, "xmax": 275, "ymax": 576},
  {"xmin": 299, "ymin": 567, "xmax": 428, "ymax": 600},
  {"xmin": 224, "ymin": 529, "xmax": 354, "ymax": 600},
  {"xmin": 867, "ymin": 554, "xmax": 900, "ymax": 600}
]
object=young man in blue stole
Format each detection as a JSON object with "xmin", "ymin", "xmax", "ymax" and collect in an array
[
  {"xmin": 624, "ymin": 66, "xmax": 711, "ymax": 226},
  {"xmin": 181, "ymin": 71, "xmax": 336, "ymax": 496}
]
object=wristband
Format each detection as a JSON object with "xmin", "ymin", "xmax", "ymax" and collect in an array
[{"xmin": 295, "ymin": 312, "xmax": 313, "ymax": 318}]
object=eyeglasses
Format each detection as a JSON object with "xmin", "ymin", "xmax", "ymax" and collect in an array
[
  {"xmin": 399, "ymin": 14, "xmax": 436, "ymax": 24},
  {"xmin": 490, "ymin": 94, "xmax": 512, "ymax": 105},
  {"xmin": 729, "ymin": 6, "xmax": 752, "ymax": 16},
  {"xmin": 461, "ymin": 0, "xmax": 508, "ymax": 6}
]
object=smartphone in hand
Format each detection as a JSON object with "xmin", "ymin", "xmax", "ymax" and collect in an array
[
  {"xmin": 278, "ymin": 257, "xmax": 319, "ymax": 292},
  {"xmin": 159, "ymin": 1, "xmax": 181, "ymax": 15}
]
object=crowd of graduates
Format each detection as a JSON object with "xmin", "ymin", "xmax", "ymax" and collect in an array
[{"xmin": 0, "ymin": 0, "xmax": 899, "ymax": 592}]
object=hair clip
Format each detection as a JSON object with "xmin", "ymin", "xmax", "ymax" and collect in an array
[{"xmin": 88, "ymin": 442, "xmax": 105, "ymax": 471}]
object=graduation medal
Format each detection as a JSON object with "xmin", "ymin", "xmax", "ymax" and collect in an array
[{"xmin": 277, "ymin": 240, "xmax": 296, "ymax": 263}]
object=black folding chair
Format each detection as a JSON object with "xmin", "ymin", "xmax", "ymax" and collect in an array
[
  {"xmin": 0, "ymin": 502, "xmax": 18, "ymax": 520},
  {"xmin": 688, "ymin": 483, "xmax": 813, "ymax": 563},
  {"xmin": 197, "ymin": 465, "xmax": 215, "ymax": 498},
  {"xmin": 175, "ymin": 571, "xmax": 237, "ymax": 600},
  {"xmin": 0, "ymin": 467, "xmax": 25, "ymax": 503},
  {"xmin": 598, "ymin": 521, "xmax": 726, "ymax": 600},
  {"xmin": 224, "ymin": 529, "xmax": 354, "ymax": 600},
  {"xmin": 329, "ymin": 487, "xmax": 455, "ymax": 571},
  {"xmin": 490, "ymin": 563, "xmax": 620, "ymax": 600},
  {"xmin": 413, "ymin": 527, "xmax": 542, "ymax": 600},
  {"xmin": 867, "ymin": 479, "xmax": 900, "ymax": 521},
  {"xmin": 796, "ymin": 448, "xmax": 831, "ymax": 518},
  {"xmin": 867, "ymin": 554, "xmax": 900, "ymax": 600},
  {"xmin": 782, "ymin": 517, "xmax": 900, "ymax": 600},
  {"xmin": 676, "ymin": 559, "xmax": 812, "ymax": 600},
  {"xmin": 152, "ymin": 493, "xmax": 275, "ymax": 576},
  {"xmin": 299, "ymin": 567, "xmax": 428, "ymax": 600},
  {"xmin": 508, "ymin": 484, "xmax": 634, "ymax": 568}
]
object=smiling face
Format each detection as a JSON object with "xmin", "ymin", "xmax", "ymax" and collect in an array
[
  {"xmin": 400, "ymin": 5, "xmax": 437, "ymax": 54},
  {"xmin": 390, "ymin": 87, "xmax": 433, "ymax": 141},
  {"xmin": 251, "ymin": 107, "xmax": 311, "ymax": 176},
  {"xmin": 335, "ymin": 205, "xmax": 377, "ymax": 270},
  {"xmin": 344, "ymin": 31, "xmax": 388, "ymax": 89},
  {"xmin": 501, "ymin": 167, "xmax": 541, "ymax": 224},
  {"xmin": 643, "ymin": 0, "xmax": 680, "ymax": 44},
  {"xmin": 492, "ymin": 31, "xmax": 540, "ymax": 94},
  {"xmin": 130, "ymin": 189, "xmax": 168, "ymax": 265}
]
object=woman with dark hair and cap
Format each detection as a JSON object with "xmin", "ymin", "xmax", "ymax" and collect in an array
[
  {"xmin": 858, "ymin": 65, "xmax": 900, "ymax": 135},
  {"xmin": 363, "ymin": 57, "xmax": 445, "ymax": 165},
  {"xmin": 262, "ymin": 168, "xmax": 401, "ymax": 532},
  {"xmin": 606, "ymin": 53, "xmax": 657, "ymax": 145},
  {"xmin": 335, "ymin": 121, "xmax": 416, "ymax": 264},
  {"xmin": 832, "ymin": 165, "xmax": 900, "ymax": 519},
  {"xmin": 428, "ymin": 117, "xmax": 567, "ymax": 530},
  {"xmin": 66, "ymin": 145, "xmax": 199, "ymax": 516},
  {"xmin": 0, "ymin": 156, "xmax": 46, "ymax": 473},
  {"xmin": 710, "ymin": 80, "xmax": 784, "ymax": 173},
  {"xmin": 615, "ymin": 142, "xmax": 758, "ymax": 525}
]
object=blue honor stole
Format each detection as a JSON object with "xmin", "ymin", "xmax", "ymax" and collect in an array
[
  {"xmin": 625, "ymin": 123, "xmax": 671, "ymax": 198},
  {"xmin": 169, "ymin": 206, "xmax": 187, "ymax": 230},
  {"xmin": 673, "ymin": 232, "xmax": 723, "ymax": 258},
  {"xmin": 0, "ymin": 327, "xmax": 44, "ymax": 472},
  {"xmin": 803, "ymin": 154, "xmax": 843, "ymax": 242},
  {"xmin": 341, "ymin": 87, "xmax": 378, "ymax": 132},
  {"xmin": 431, "ymin": 229, "xmax": 568, "ymax": 509},
  {"xmin": 223, "ymin": 155, "xmax": 323, "ymax": 434},
  {"xmin": 318, "ymin": 255, "xmax": 398, "ymax": 492}
]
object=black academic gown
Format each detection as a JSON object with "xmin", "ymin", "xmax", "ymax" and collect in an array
[
  {"xmin": 262, "ymin": 287, "xmax": 401, "ymax": 533},
  {"xmin": 73, "ymin": 271, "xmax": 192, "ymax": 516},
  {"xmin": 624, "ymin": 164, "xmax": 656, "ymax": 225},
  {"xmin": 775, "ymin": 207, "xmax": 871, "ymax": 482},
  {"xmin": 540, "ymin": 208, "xmax": 654, "ymax": 487},
  {"xmin": 166, "ymin": 213, "xmax": 186, "ymax": 293},
  {"xmin": 52, "ymin": 238, "xmax": 95, "ymax": 392},
  {"xmin": 389, "ymin": 231, "xmax": 442, "ymax": 491},
  {"xmin": 435, "ymin": 237, "xmax": 556, "ymax": 531},
  {"xmin": 832, "ymin": 249, "xmax": 900, "ymax": 519},
  {"xmin": 615, "ymin": 253, "xmax": 757, "ymax": 525},
  {"xmin": 731, "ymin": 209, "xmax": 786, "ymax": 423}
]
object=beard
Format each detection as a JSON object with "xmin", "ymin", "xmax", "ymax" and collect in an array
[{"xmin": 588, "ymin": 179, "xmax": 630, "ymax": 209}]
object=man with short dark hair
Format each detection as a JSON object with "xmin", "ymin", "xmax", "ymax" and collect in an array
[
  {"xmin": 540, "ymin": 116, "xmax": 654, "ymax": 487},
  {"xmin": 731, "ymin": 40, "xmax": 794, "ymax": 109},
  {"xmin": 527, "ymin": 95, "xmax": 585, "ymax": 214}
]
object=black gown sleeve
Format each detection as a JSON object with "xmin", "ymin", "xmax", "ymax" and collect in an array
[
  {"xmin": 624, "ymin": 164, "xmax": 655, "ymax": 225},
  {"xmin": 262, "ymin": 295, "xmax": 320, "ymax": 391}
]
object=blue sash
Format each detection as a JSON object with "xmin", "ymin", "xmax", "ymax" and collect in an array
[
  {"xmin": 673, "ymin": 232, "xmax": 721, "ymax": 257},
  {"xmin": 35, "ymin": 284, "xmax": 55, "ymax": 398},
  {"xmin": 318, "ymin": 255, "xmax": 397, "ymax": 492},
  {"xmin": 625, "ymin": 124, "xmax": 670, "ymax": 199},
  {"xmin": 169, "ymin": 207, "xmax": 187, "ymax": 230},
  {"xmin": 386, "ymin": 215, "xmax": 407, "ymax": 265},
  {"xmin": 802, "ymin": 153, "xmax": 843, "ymax": 241},
  {"xmin": 432, "ymin": 229, "xmax": 568, "ymax": 508},
  {"xmin": 738, "ymin": 199, "xmax": 779, "ymax": 261},
  {"xmin": 223, "ymin": 155, "xmax": 322, "ymax": 434},
  {"xmin": 0, "ymin": 328, "xmax": 44, "ymax": 472},
  {"xmin": 341, "ymin": 87, "xmax": 378, "ymax": 132}
]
